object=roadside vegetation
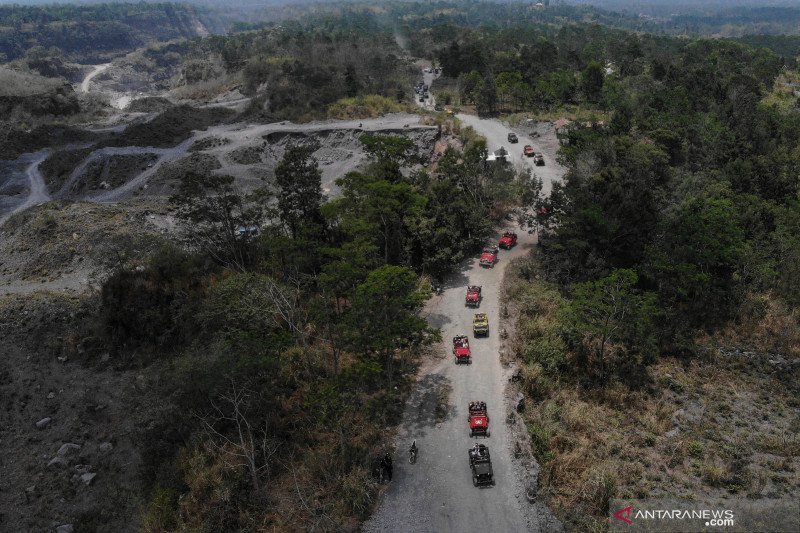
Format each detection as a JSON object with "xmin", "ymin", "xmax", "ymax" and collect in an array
[
  {"xmin": 76, "ymin": 130, "xmax": 526, "ymax": 530},
  {"xmin": 485, "ymin": 17, "xmax": 800, "ymax": 532}
]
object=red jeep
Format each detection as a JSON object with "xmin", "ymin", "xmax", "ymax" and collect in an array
[
  {"xmin": 498, "ymin": 232, "xmax": 517, "ymax": 249},
  {"xmin": 479, "ymin": 247, "xmax": 498, "ymax": 268},
  {"xmin": 468, "ymin": 401, "xmax": 490, "ymax": 437},
  {"xmin": 465, "ymin": 285, "xmax": 482, "ymax": 307},
  {"xmin": 453, "ymin": 335, "xmax": 472, "ymax": 364}
]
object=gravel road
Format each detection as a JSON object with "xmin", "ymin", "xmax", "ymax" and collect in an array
[
  {"xmin": 0, "ymin": 150, "xmax": 51, "ymax": 225},
  {"xmin": 457, "ymin": 114, "xmax": 566, "ymax": 195},
  {"xmin": 79, "ymin": 63, "xmax": 111, "ymax": 93},
  {"xmin": 365, "ymin": 224, "xmax": 561, "ymax": 533},
  {"xmin": 368, "ymin": 74, "xmax": 566, "ymax": 532}
]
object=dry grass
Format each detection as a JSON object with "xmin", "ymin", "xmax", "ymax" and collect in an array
[
  {"xmin": 505, "ymin": 257, "xmax": 800, "ymax": 530},
  {"xmin": 762, "ymin": 69, "xmax": 800, "ymax": 111},
  {"xmin": 326, "ymin": 95, "xmax": 410, "ymax": 119}
]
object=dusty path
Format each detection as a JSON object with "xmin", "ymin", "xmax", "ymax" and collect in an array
[
  {"xmin": 365, "ymin": 225, "xmax": 560, "ymax": 533},
  {"xmin": 368, "ymin": 75, "xmax": 566, "ymax": 533},
  {"xmin": 88, "ymin": 113, "xmax": 434, "ymax": 202},
  {"xmin": 0, "ymin": 150, "xmax": 51, "ymax": 225},
  {"xmin": 457, "ymin": 114, "xmax": 566, "ymax": 195},
  {"xmin": 80, "ymin": 63, "xmax": 111, "ymax": 93},
  {"xmin": 88, "ymin": 138, "xmax": 196, "ymax": 202}
]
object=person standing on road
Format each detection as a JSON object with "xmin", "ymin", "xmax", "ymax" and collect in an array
[{"xmin": 383, "ymin": 453, "xmax": 393, "ymax": 480}]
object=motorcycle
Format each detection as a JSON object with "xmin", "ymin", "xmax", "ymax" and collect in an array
[{"xmin": 409, "ymin": 440, "xmax": 418, "ymax": 464}]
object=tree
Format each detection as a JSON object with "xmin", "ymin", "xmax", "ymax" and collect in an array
[
  {"xmin": 645, "ymin": 196, "xmax": 746, "ymax": 337},
  {"xmin": 560, "ymin": 269, "xmax": 657, "ymax": 384},
  {"xmin": 330, "ymin": 170, "xmax": 427, "ymax": 265},
  {"xmin": 459, "ymin": 70, "xmax": 483, "ymax": 105},
  {"xmin": 170, "ymin": 171, "xmax": 272, "ymax": 271},
  {"xmin": 475, "ymin": 72, "xmax": 498, "ymax": 116},
  {"xmin": 581, "ymin": 60, "xmax": 605, "ymax": 103},
  {"xmin": 344, "ymin": 265, "xmax": 432, "ymax": 387},
  {"xmin": 274, "ymin": 144, "xmax": 324, "ymax": 238}
]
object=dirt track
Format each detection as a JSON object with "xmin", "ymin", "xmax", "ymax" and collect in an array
[
  {"xmin": 365, "ymin": 224, "xmax": 561, "ymax": 533},
  {"xmin": 457, "ymin": 113, "xmax": 566, "ymax": 196}
]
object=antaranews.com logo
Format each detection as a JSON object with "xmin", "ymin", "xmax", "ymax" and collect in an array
[{"xmin": 609, "ymin": 499, "xmax": 800, "ymax": 533}]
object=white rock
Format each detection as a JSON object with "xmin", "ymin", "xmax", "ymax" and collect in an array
[
  {"xmin": 80, "ymin": 472, "xmax": 96, "ymax": 485},
  {"xmin": 35, "ymin": 417, "xmax": 52, "ymax": 429}
]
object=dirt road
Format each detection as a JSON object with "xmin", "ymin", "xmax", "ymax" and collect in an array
[
  {"xmin": 365, "ymin": 225, "xmax": 560, "ymax": 533},
  {"xmin": 79, "ymin": 64, "xmax": 111, "ymax": 93},
  {"xmin": 89, "ymin": 113, "xmax": 435, "ymax": 202},
  {"xmin": 457, "ymin": 113, "xmax": 566, "ymax": 195},
  {"xmin": 0, "ymin": 150, "xmax": 51, "ymax": 225}
]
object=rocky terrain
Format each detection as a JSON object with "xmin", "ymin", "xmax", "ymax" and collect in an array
[{"xmin": 0, "ymin": 293, "xmax": 151, "ymax": 533}]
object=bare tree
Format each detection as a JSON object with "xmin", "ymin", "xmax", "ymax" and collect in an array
[{"xmin": 199, "ymin": 379, "xmax": 279, "ymax": 494}]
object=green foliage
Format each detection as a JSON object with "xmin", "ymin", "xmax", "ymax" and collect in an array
[
  {"xmin": 170, "ymin": 171, "xmax": 273, "ymax": 270},
  {"xmin": 646, "ymin": 196, "xmax": 746, "ymax": 336},
  {"xmin": 560, "ymin": 269, "xmax": 658, "ymax": 384},
  {"xmin": 274, "ymin": 144, "xmax": 323, "ymax": 238},
  {"xmin": 581, "ymin": 61, "xmax": 605, "ymax": 103},
  {"xmin": 327, "ymin": 95, "xmax": 407, "ymax": 119}
]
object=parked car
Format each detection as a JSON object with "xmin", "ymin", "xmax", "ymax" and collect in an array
[
  {"xmin": 523, "ymin": 145, "xmax": 535, "ymax": 157},
  {"xmin": 534, "ymin": 153, "xmax": 545, "ymax": 166},
  {"xmin": 507, "ymin": 132, "xmax": 518, "ymax": 143}
]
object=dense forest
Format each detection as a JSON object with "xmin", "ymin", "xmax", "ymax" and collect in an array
[{"xmin": 0, "ymin": 2, "xmax": 210, "ymax": 62}]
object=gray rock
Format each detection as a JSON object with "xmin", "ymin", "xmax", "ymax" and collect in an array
[
  {"xmin": 665, "ymin": 428, "xmax": 680, "ymax": 438},
  {"xmin": 57, "ymin": 443, "xmax": 81, "ymax": 457},
  {"xmin": 98, "ymin": 442, "xmax": 113, "ymax": 453},
  {"xmin": 56, "ymin": 525, "xmax": 74, "ymax": 533},
  {"xmin": 47, "ymin": 456, "xmax": 68, "ymax": 469},
  {"xmin": 47, "ymin": 392, "xmax": 55, "ymax": 399},
  {"xmin": 35, "ymin": 417, "xmax": 52, "ymax": 429},
  {"xmin": 80, "ymin": 472, "xmax": 96, "ymax": 485}
]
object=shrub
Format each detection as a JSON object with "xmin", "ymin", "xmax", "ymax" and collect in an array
[{"xmin": 327, "ymin": 95, "xmax": 407, "ymax": 119}]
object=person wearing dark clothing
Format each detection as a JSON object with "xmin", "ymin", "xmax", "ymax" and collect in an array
[{"xmin": 382, "ymin": 453, "xmax": 393, "ymax": 481}]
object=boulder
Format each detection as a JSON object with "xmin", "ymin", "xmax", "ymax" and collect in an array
[
  {"xmin": 56, "ymin": 525, "xmax": 74, "ymax": 533},
  {"xmin": 80, "ymin": 472, "xmax": 96, "ymax": 485},
  {"xmin": 98, "ymin": 442, "xmax": 113, "ymax": 453},
  {"xmin": 35, "ymin": 417, "xmax": 52, "ymax": 429}
]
